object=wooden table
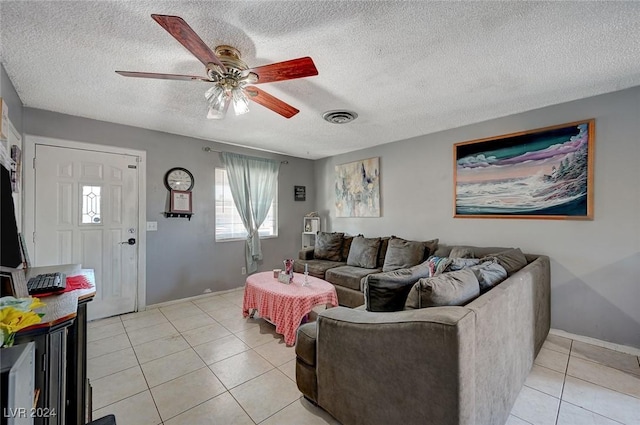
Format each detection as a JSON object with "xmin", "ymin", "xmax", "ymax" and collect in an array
[{"xmin": 242, "ymin": 272, "xmax": 338, "ymax": 346}]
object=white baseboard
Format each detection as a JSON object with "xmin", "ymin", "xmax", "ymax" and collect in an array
[
  {"xmin": 550, "ymin": 328, "xmax": 640, "ymax": 357},
  {"xmin": 145, "ymin": 286, "xmax": 244, "ymax": 310}
]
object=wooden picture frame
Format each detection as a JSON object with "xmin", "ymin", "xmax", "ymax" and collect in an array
[
  {"xmin": 454, "ymin": 119, "xmax": 595, "ymax": 220},
  {"xmin": 170, "ymin": 190, "xmax": 192, "ymax": 213}
]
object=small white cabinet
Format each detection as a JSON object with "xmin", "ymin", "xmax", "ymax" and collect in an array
[{"xmin": 302, "ymin": 216, "xmax": 320, "ymax": 248}]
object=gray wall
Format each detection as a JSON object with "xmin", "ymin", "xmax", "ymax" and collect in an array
[
  {"xmin": 23, "ymin": 108, "xmax": 316, "ymax": 305},
  {"xmin": 315, "ymin": 86, "xmax": 640, "ymax": 349},
  {"xmin": 1, "ymin": 64, "xmax": 23, "ymax": 133}
]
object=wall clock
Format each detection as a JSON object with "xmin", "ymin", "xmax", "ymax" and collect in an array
[{"xmin": 164, "ymin": 167, "xmax": 194, "ymax": 191}]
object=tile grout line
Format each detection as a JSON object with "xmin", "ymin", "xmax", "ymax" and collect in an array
[
  {"xmin": 123, "ymin": 319, "xmax": 164, "ymax": 423},
  {"xmin": 256, "ymin": 395, "xmax": 303, "ymax": 425},
  {"xmin": 559, "ymin": 399, "xmax": 627, "ymax": 425},
  {"xmin": 510, "ymin": 413, "xmax": 534, "ymax": 425},
  {"xmin": 554, "ymin": 339, "xmax": 572, "ymax": 425}
]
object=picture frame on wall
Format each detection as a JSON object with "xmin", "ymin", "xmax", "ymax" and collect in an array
[
  {"xmin": 335, "ymin": 157, "xmax": 381, "ymax": 217},
  {"xmin": 454, "ymin": 119, "xmax": 595, "ymax": 220},
  {"xmin": 294, "ymin": 185, "xmax": 306, "ymax": 201},
  {"xmin": 170, "ymin": 190, "xmax": 192, "ymax": 213}
]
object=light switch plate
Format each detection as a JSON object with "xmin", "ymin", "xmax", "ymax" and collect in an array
[{"xmin": 146, "ymin": 221, "xmax": 158, "ymax": 231}]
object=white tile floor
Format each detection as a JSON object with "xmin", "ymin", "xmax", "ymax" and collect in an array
[{"xmin": 87, "ymin": 289, "xmax": 640, "ymax": 425}]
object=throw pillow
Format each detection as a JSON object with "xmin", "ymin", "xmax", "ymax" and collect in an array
[
  {"xmin": 364, "ymin": 261, "xmax": 432, "ymax": 312},
  {"xmin": 449, "ymin": 246, "xmax": 476, "ymax": 258},
  {"xmin": 377, "ymin": 237, "xmax": 391, "ymax": 268},
  {"xmin": 382, "ymin": 237, "xmax": 429, "ymax": 272},
  {"xmin": 405, "ymin": 269, "xmax": 480, "ymax": 309},
  {"xmin": 347, "ymin": 236, "xmax": 381, "ymax": 269},
  {"xmin": 422, "ymin": 238, "xmax": 440, "ymax": 260},
  {"xmin": 469, "ymin": 261, "xmax": 508, "ymax": 291},
  {"xmin": 481, "ymin": 248, "xmax": 527, "ymax": 276},
  {"xmin": 341, "ymin": 235, "xmax": 357, "ymax": 262},
  {"xmin": 314, "ymin": 232, "xmax": 344, "ymax": 261}
]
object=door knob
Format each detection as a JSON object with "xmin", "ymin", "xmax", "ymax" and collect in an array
[{"xmin": 120, "ymin": 238, "xmax": 136, "ymax": 245}]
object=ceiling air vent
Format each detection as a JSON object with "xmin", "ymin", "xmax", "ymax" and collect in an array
[{"xmin": 322, "ymin": 110, "xmax": 358, "ymax": 124}]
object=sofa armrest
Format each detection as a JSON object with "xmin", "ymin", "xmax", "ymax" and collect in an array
[
  {"xmin": 295, "ymin": 322, "xmax": 319, "ymax": 402},
  {"xmin": 295, "ymin": 322, "xmax": 317, "ymax": 366},
  {"xmin": 314, "ymin": 306, "xmax": 476, "ymax": 425},
  {"xmin": 298, "ymin": 247, "xmax": 315, "ymax": 260}
]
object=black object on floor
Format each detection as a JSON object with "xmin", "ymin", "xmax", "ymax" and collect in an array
[{"xmin": 88, "ymin": 415, "xmax": 116, "ymax": 425}]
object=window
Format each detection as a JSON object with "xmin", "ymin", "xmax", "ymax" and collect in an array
[
  {"xmin": 215, "ymin": 168, "xmax": 278, "ymax": 241},
  {"xmin": 81, "ymin": 185, "xmax": 102, "ymax": 224}
]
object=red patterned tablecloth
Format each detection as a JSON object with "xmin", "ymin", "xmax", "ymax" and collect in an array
[{"xmin": 242, "ymin": 272, "xmax": 338, "ymax": 346}]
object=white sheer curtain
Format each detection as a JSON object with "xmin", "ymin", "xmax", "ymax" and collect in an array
[{"xmin": 220, "ymin": 152, "xmax": 280, "ymax": 273}]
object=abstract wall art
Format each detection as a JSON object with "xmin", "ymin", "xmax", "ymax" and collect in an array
[
  {"xmin": 454, "ymin": 119, "xmax": 594, "ymax": 219},
  {"xmin": 335, "ymin": 157, "xmax": 380, "ymax": 217}
]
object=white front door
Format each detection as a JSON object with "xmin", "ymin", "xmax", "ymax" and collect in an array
[{"xmin": 34, "ymin": 144, "xmax": 139, "ymax": 320}]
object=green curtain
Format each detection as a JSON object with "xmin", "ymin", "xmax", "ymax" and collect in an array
[{"xmin": 220, "ymin": 152, "xmax": 280, "ymax": 273}]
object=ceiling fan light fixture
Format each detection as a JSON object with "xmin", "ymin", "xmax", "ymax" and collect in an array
[
  {"xmin": 206, "ymin": 86, "xmax": 230, "ymax": 119},
  {"xmin": 232, "ymin": 89, "xmax": 250, "ymax": 116},
  {"xmin": 118, "ymin": 15, "xmax": 319, "ymax": 120}
]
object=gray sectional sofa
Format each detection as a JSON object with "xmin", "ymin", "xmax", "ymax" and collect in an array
[
  {"xmin": 295, "ymin": 244, "xmax": 551, "ymax": 425},
  {"xmin": 293, "ymin": 232, "xmax": 438, "ymax": 308}
]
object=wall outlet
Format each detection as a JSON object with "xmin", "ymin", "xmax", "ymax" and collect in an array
[
  {"xmin": 241, "ymin": 267, "xmax": 246, "ymax": 275},
  {"xmin": 203, "ymin": 288, "xmax": 212, "ymax": 293},
  {"xmin": 146, "ymin": 221, "xmax": 158, "ymax": 231}
]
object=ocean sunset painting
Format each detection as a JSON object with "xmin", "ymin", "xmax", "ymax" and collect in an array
[{"xmin": 454, "ymin": 120, "xmax": 594, "ymax": 219}]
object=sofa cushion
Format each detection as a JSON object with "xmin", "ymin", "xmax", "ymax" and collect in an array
[
  {"xmin": 449, "ymin": 246, "xmax": 476, "ymax": 258},
  {"xmin": 405, "ymin": 268, "xmax": 480, "ymax": 309},
  {"xmin": 326, "ymin": 265, "xmax": 381, "ymax": 291},
  {"xmin": 377, "ymin": 237, "xmax": 391, "ymax": 268},
  {"xmin": 469, "ymin": 261, "xmax": 508, "ymax": 291},
  {"xmin": 293, "ymin": 259, "xmax": 345, "ymax": 279},
  {"xmin": 382, "ymin": 237, "xmax": 439, "ymax": 272},
  {"xmin": 341, "ymin": 235, "xmax": 356, "ymax": 262},
  {"xmin": 481, "ymin": 248, "xmax": 528, "ymax": 276},
  {"xmin": 314, "ymin": 232, "xmax": 344, "ymax": 261},
  {"xmin": 347, "ymin": 236, "xmax": 381, "ymax": 269},
  {"xmin": 364, "ymin": 261, "xmax": 432, "ymax": 312}
]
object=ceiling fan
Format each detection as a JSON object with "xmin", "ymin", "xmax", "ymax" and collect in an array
[{"xmin": 116, "ymin": 14, "xmax": 318, "ymax": 119}]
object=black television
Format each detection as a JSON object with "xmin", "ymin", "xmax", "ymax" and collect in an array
[{"xmin": 1, "ymin": 165, "xmax": 22, "ymax": 268}]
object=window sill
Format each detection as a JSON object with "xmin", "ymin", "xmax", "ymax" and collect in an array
[{"xmin": 215, "ymin": 235, "xmax": 278, "ymax": 243}]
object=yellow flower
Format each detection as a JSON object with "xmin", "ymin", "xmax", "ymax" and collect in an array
[
  {"xmin": 0, "ymin": 307, "xmax": 43, "ymax": 334},
  {"xmin": 29, "ymin": 297, "xmax": 46, "ymax": 310}
]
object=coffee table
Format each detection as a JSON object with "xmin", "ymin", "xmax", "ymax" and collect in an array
[{"xmin": 242, "ymin": 271, "xmax": 338, "ymax": 346}]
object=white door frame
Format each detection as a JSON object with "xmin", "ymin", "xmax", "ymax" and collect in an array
[{"xmin": 23, "ymin": 135, "xmax": 147, "ymax": 311}]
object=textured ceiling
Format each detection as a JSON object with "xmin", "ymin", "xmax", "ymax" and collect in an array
[{"xmin": 1, "ymin": 1, "xmax": 639, "ymax": 159}]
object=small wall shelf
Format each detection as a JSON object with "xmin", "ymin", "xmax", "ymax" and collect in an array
[
  {"xmin": 164, "ymin": 212, "xmax": 193, "ymax": 220},
  {"xmin": 302, "ymin": 216, "xmax": 320, "ymax": 248}
]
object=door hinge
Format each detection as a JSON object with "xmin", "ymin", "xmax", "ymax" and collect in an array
[
  {"xmin": 136, "ymin": 157, "xmax": 142, "ymax": 163},
  {"xmin": 33, "ymin": 232, "xmax": 36, "ymax": 243},
  {"xmin": 33, "ymin": 157, "xmax": 36, "ymax": 169}
]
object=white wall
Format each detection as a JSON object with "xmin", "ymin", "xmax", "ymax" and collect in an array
[{"xmin": 315, "ymin": 86, "xmax": 640, "ymax": 349}]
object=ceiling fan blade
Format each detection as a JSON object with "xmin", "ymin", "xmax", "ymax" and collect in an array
[
  {"xmin": 244, "ymin": 86, "xmax": 299, "ymax": 118},
  {"xmin": 116, "ymin": 71, "xmax": 211, "ymax": 82},
  {"xmin": 151, "ymin": 14, "xmax": 226, "ymax": 72},
  {"xmin": 247, "ymin": 57, "xmax": 318, "ymax": 84}
]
